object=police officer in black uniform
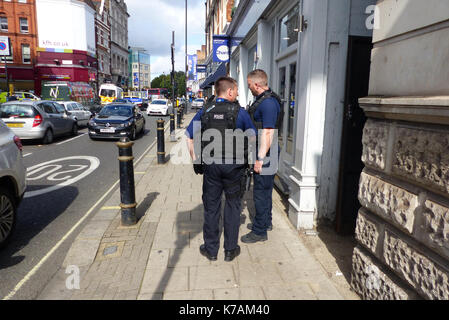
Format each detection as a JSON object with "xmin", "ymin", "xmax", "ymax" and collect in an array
[
  {"xmin": 186, "ymin": 77, "xmax": 256, "ymax": 262},
  {"xmin": 241, "ymin": 69, "xmax": 282, "ymax": 244}
]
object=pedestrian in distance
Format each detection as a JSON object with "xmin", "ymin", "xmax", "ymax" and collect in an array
[
  {"xmin": 241, "ymin": 69, "xmax": 282, "ymax": 244},
  {"xmin": 185, "ymin": 76, "xmax": 256, "ymax": 262}
]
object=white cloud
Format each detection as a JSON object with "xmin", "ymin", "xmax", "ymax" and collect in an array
[{"xmin": 127, "ymin": 0, "xmax": 206, "ymax": 80}]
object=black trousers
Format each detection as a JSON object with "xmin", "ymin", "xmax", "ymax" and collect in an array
[{"xmin": 202, "ymin": 163, "xmax": 245, "ymax": 256}]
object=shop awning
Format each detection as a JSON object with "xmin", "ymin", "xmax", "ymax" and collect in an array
[{"xmin": 200, "ymin": 62, "xmax": 226, "ymax": 89}]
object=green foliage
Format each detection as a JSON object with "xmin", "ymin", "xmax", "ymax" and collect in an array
[{"xmin": 151, "ymin": 71, "xmax": 186, "ymax": 97}]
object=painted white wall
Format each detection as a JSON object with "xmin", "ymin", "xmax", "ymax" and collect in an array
[
  {"xmin": 237, "ymin": 45, "xmax": 248, "ymax": 108},
  {"xmin": 373, "ymin": 0, "xmax": 449, "ymax": 43},
  {"xmin": 36, "ymin": 0, "xmax": 96, "ymax": 54},
  {"xmin": 233, "ymin": 0, "xmax": 272, "ymax": 38}
]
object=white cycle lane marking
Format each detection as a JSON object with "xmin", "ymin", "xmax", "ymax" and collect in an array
[
  {"xmin": 24, "ymin": 156, "xmax": 100, "ymax": 198},
  {"xmin": 56, "ymin": 133, "xmax": 87, "ymax": 146},
  {"xmin": 2, "ymin": 119, "xmax": 170, "ymax": 300}
]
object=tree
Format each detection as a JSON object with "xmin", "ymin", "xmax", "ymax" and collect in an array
[{"xmin": 151, "ymin": 72, "xmax": 186, "ymax": 97}]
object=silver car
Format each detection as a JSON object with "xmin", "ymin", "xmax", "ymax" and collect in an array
[
  {"xmin": 57, "ymin": 101, "xmax": 91, "ymax": 127},
  {"xmin": 191, "ymin": 98, "xmax": 205, "ymax": 109},
  {"xmin": 0, "ymin": 100, "xmax": 78, "ymax": 144},
  {"xmin": 0, "ymin": 120, "xmax": 26, "ymax": 247}
]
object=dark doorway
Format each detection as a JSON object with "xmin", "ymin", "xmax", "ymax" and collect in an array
[{"xmin": 335, "ymin": 36, "xmax": 373, "ymax": 235}]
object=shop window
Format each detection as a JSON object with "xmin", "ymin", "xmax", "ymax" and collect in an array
[
  {"xmin": 0, "ymin": 16, "xmax": 8, "ymax": 32},
  {"xmin": 279, "ymin": 4, "xmax": 299, "ymax": 53},
  {"xmin": 286, "ymin": 62, "xmax": 297, "ymax": 155},
  {"xmin": 22, "ymin": 44, "xmax": 31, "ymax": 64},
  {"xmin": 247, "ymin": 45, "xmax": 257, "ymax": 72},
  {"xmin": 19, "ymin": 18, "xmax": 29, "ymax": 33},
  {"xmin": 278, "ymin": 66, "xmax": 286, "ymax": 149},
  {"xmin": 18, "ymin": 0, "xmax": 28, "ymax": 3}
]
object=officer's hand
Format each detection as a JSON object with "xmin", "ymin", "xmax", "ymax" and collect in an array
[{"xmin": 254, "ymin": 160, "xmax": 263, "ymax": 174}]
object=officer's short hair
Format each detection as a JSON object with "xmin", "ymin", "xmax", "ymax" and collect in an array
[
  {"xmin": 215, "ymin": 77, "xmax": 237, "ymax": 96},
  {"xmin": 247, "ymin": 69, "xmax": 268, "ymax": 87}
]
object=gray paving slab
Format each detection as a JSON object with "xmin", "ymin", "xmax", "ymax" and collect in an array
[{"xmin": 39, "ymin": 113, "xmax": 355, "ymax": 300}]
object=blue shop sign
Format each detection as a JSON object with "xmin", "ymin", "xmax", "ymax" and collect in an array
[{"xmin": 213, "ymin": 35, "xmax": 230, "ymax": 63}]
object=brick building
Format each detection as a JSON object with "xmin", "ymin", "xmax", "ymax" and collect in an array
[{"xmin": 0, "ymin": 0, "xmax": 38, "ymax": 92}]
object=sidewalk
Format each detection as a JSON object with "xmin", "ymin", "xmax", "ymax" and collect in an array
[{"xmin": 39, "ymin": 112, "xmax": 358, "ymax": 300}]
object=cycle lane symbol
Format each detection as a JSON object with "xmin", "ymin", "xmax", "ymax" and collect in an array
[{"xmin": 24, "ymin": 156, "xmax": 100, "ymax": 198}]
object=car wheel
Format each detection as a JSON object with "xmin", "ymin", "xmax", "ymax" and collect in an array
[
  {"xmin": 72, "ymin": 123, "xmax": 78, "ymax": 136},
  {"xmin": 42, "ymin": 129, "xmax": 54, "ymax": 144},
  {"xmin": 130, "ymin": 126, "xmax": 137, "ymax": 141},
  {"xmin": 0, "ymin": 187, "xmax": 17, "ymax": 248}
]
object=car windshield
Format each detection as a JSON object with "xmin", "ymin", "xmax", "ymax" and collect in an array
[
  {"xmin": 151, "ymin": 101, "xmax": 167, "ymax": 105},
  {"xmin": 0, "ymin": 104, "xmax": 36, "ymax": 118},
  {"xmin": 98, "ymin": 105, "xmax": 132, "ymax": 117},
  {"xmin": 100, "ymin": 89, "xmax": 116, "ymax": 97}
]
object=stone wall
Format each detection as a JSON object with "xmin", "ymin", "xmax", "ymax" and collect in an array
[
  {"xmin": 351, "ymin": 115, "xmax": 449, "ymax": 300},
  {"xmin": 350, "ymin": 0, "xmax": 449, "ymax": 299}
]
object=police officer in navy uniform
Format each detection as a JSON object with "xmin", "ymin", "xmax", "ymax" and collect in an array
[
  {"xmin": 241, "ymin": 69, "xmax": 282, "ymax": 244},
  {"xmin": 186, "ymin": 76, "xmax": 256, "ymax": 262}
]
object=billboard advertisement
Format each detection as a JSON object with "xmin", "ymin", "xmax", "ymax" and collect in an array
[
  {"xmin": 187, "ymin": 54, "xmax": 198, "ymax": 81},
  {"xmin": 36, "ymin": 0, "xmax": 96, "ymax": 54}
]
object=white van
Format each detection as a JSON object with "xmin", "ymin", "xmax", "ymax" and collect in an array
[{"xmin": 99, "ymin": 84, "xmax": 124, "ymax": 105}]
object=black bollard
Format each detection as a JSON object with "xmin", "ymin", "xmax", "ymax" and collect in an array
[
  {"xmin": 170, "ymin": 113, "xmax": 176, "ymax": 142},
  {"xmin": 157, "ymin": 118, "xmax": 165, "ymax": 164},
  {"xmin": 177, "ymin": 107, "xmax": 182, "ymax": 128},
  {"xmin": 116, "ymin": 137, "xmax": 137, "ymax": 226}
]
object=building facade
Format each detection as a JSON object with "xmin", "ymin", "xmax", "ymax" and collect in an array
[
  {"xmin": 34, "ymin": 0, "xmax": 97, "ymax": 95},
  {"xmin": 92, "ymin": 0, "xmax": 111, "ymax": 86},
  {"xmin": 128, "ymin": 47, "xmax": 150, "ymax": 90},
  {"xmin": 224, "ymin": 0, "xmax": 376, "ymax": 233},
  {"xmin": 350, "ymin": 0, "xmax": 449, "ymax": 300},
  {"xmin": 0, "ymin": 0, "xmax": 38, "ymax": 92},
  {"xmin": 201, "ymin": 0, "xmax": 235, "ymax": 96},
  {"xmin": 109, "ymin": 0, "xmax": 129, "ymax": 88}
]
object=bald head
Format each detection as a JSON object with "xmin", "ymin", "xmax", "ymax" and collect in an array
[
  {"xmin": 247, "ymin": 69, "xmax": 269, "ymax": 96},
  {"xmin": 247, "ymin": 69, "xmax": 268, "ymax": 87}
]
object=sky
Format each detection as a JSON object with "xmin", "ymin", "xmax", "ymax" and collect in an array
[{"xmin": 126, "ymin": 0, "xmax": 206, "ymax": 81}]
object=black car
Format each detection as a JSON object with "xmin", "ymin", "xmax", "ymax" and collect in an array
[{"xmin": 88, "ymin": 103, "xmax": 145, "ymax": 140}]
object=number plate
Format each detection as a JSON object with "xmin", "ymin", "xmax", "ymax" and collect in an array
[
  {"xmin": 7, "ymin": 123, "xmax": 24, "ymax": 128},
  {"xmin": 100, "ymin": 128, "xmax": 115, "ymax": 133}
]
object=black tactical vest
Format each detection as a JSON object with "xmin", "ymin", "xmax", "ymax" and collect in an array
[
  {"xmin": 199, "ymin": 100, "xmax": 247, "ymax": 164},
  {"xmin": 248, "ymin": 89, "xmax": 284, "ymax": 130}
]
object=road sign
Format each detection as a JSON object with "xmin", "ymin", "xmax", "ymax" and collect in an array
[{"xmin": 0, "ymin": 36, "xmax": 10, "ymax": 56}]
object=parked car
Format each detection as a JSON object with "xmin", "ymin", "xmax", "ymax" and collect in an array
[
  {"xmin": 0, "ymin": 100, "xmax": 78, "ymax": 144},
  {"xmin": 0, "ymin": 120, "xmax": 26, "ymax": 248},
  {"xmin": 58, "ymin": 101, "xmax": 92, "ymax": 127},
  {"xmin": 88, "ymin": 103, "xmax": 145, "ymax": 140},
  {"xmin": 13, "ymin": 91, "xmax": 41, "ymax": 101},
  {"xmin": 113, "ymin": 99, "xmax": 131, "ymax": 104},
  {"xmin": 138, "ymin": 99, "xmax": 149, "ymax": 112},
  {"xmin": 146, "ymin": 99, "xmax": 172, "ymax": 116},
  {"xmin": 191, "ymin": 98, "xmax": 205, "ymax": 109}
]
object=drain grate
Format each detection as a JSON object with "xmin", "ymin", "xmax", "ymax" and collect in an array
[{"xmin": 103, "ymin": 245, "xmax": 118, "ymax": 256}]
